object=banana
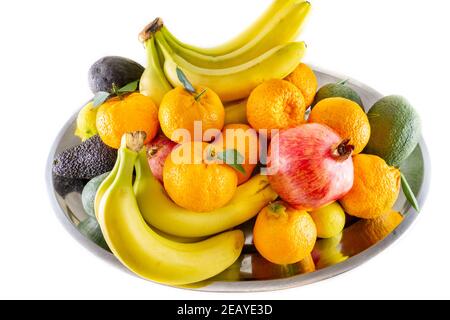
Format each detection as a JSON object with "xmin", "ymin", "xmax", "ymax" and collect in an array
[
  {"xmin": 97, "ymin": 133, "xmax": 244, "ymax": 286},
  {"xmin": 224, "ymin": 99, "xmax": 248, "ymax": 125},
  {"xmin": 139, "ymin": 23, "xmax": 172, "ymax": 106},
  {"xmin": 134, "ymin": 148, "xmax": 278, "ymax": 238},
  {"xmin": 155, "ymin": 31, "xmax": 306, "ymax": 102},
  {"xmin": 94, "ymin": 152, "xmax": 120, "ymax": 220},
  {"xmin": 94, "ymin": 158, "xmax": 205, "ymax": 245},
  {"xmin": 161, "ymin": 1, "xmax": 311, "ymax": 68},
  {"xmin": 163, "ymin": 0, "xmax": 295, "ymax": 56}
]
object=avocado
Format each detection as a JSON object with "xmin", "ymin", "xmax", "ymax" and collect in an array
[
  {"xmin": 365, "ymin": 95, "xmax": 421, "ymax": 167},
  {"xmin": 52, "ymin": 173, "xmax": 87, "ymax": 197},
  {"xmin": 53, "ymin": 135, "xmax": 117, "ymax": 180},
  {"xmin": 77, "ymin": 217, "xmax": 110, "ymax": 251},
  {"xmin": 313, "ymin": 82, "xmax": 364, "ymax": 109},
  {"xmin": 88, "ymin": 56, "xmax": 144, "ymax": 94},
  {"xmin": 82, "ymin": 172, "xmax": 110, "ymax": 217}
]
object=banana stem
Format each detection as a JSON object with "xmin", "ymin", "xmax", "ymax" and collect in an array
[
  {"xmin": 139, "ymin": 18, "xmax": 164, "ymax": 43},
  {"xmin": 123, "ymin": 132, "xmax": 147, "ymax": 152}
]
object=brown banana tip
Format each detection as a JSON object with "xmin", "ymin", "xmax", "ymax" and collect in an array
[
  {"xmin": 123, "ymin": 132, "xmax": 147, "ymax": 152},
  {"xmin": 139, "ymin": 18, "xmax": 164, "ymax": 43}
]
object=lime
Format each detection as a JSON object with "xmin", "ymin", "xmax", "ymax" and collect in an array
[{"xmin": 313, "ymin": 81, "xmax": 364, "ymax": 109}]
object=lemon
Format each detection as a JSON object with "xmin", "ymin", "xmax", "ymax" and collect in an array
[{"xmin": 75, "ymin": 102, "xmax": 98, "ymax": 141}]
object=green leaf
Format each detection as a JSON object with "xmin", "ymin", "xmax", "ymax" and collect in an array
[
  {"xmin": 217, "ymin": 149, "xmax": 246, "ymax": 174},
  {"xmin": 93, "ymin": 91, "xmax": 111, "ymax": 107},
  {"xmin": 176, "ymin": 67, "xmax": 196, "ymax": 94},
  {"xmin": 401, "ymin": 172, "xmax": 420, "ymax": 212},
  {"xmin": 118, "ymin": 80, "xmax": 139, "ymax": 93},
  {"xmin": 337, "ymin": 79, "xmax": 349, "ymax": 85},
  {"xmin": 194, "ymin": 88, "xmax": 208, "ymax": 102},
  {"xmin": 269, "ymin": 202, "xmax": 286, "ymax": 214}
]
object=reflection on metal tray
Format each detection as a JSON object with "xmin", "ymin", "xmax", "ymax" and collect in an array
[{"xmin": 46, "ymin": 67, "xmax": 430, "ymax": 292}]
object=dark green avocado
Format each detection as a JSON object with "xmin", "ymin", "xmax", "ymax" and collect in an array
[
  {"xmin": 88, "ymin": 56, "xmax": 144, "ymax": 94},
  {"xmin": 52, "ymin": 173, "xmax": 87, "ymax": 197},
  {"xmin": 52, "ymin": 135, "xmax": 117, "ymax": 180}
]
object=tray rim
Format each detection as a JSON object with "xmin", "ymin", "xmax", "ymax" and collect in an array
[{"xmin": 45, "ymin": 66, "xmax": 431, "ymax": 292}]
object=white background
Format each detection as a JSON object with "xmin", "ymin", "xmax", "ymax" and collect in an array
[{"xmin": 0, "ymin": 0, "xmax": 449, "ymax": 300}]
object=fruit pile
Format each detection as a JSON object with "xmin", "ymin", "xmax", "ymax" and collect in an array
[{"xmin": 52, "ymin": 0, "xmax": 422, "ymax": 285}]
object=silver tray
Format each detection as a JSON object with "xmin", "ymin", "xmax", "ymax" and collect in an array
[{"xmin": 46, "ymin": 67, "xmax": 430, "ymax": 292}]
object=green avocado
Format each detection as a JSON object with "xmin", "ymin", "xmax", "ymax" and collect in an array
[
  {"xmin": 313, "ymin": 82, "xmax": 364, "ymax": 109},
  {"xmin": 77, "ymin": 217, "xmax": 109, "ymax": 251},
  {"xmin": 82, "ymin": 172, "xmax": 110, "ymax": 218},
  {"xmin": 365, "ymin": 95, "xmax": 421, "ymax": 167}
]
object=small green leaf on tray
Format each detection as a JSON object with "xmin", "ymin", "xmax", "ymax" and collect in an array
[
  {"xmin": 401, "ymin": 172, "xmax": 420, "ymax": 212},
  {"xmin": 93, "ymin": 91, "xmax": 111, "ymax": 107},
  {"xmin": 118, "ymin": 80, "xmax": 139, "ymax": 93},
  {"xmin": 176, "ymin": 67, "xmax": 196, "ymax": 94},
  {"xmin": 217, "ymin": 149, "xmax": 246, "ymax": 174}
]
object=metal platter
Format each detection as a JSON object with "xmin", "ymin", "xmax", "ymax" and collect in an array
[{"xmin": 46, "ymin": 67, "xmax": 430, "ymax": 292}]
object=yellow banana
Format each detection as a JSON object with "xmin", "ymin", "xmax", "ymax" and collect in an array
[
  {"xmin": 224, "ymin": 99, "xmax": 248, "ymax": 125},
  {"xmin": 163, "ymin": 0, "xmax": 295, "ymax": 56},
  {"xmin": 155, "ymin": 32, "xmax": 306, "ymax": 102},
  {"xmin": 95, "ymin": 161, "xmax": 205, "ymax": 244},
  {"xmin": 134, "ymin": 149, "xmax": 278, "ymax": 238},
  {"xmin": 139, "ymin": 31, "xmax": 172, "ymax": 106},
  {"xmin": 94, "ymin": 152, "xmax": 120, "ymax": 220},
  {"xmin": 97, "ymin": 133, "xmax": 244, "ymax": 286},
  {"xmin": 161, "ymin": 1, "xmax": 311, "ymax": 68}
]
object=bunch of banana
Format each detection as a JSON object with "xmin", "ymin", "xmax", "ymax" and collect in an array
[
  {"xmin": 139, "ymin": 0, "xmax": 311, "ymax": 106},
  {"xmin": 95, "ymin": 132, "xmax": 245, "ymax": 285},
  {"xmin": 134, "ymin": 146, "xmax": 278, "ymax": 238}
]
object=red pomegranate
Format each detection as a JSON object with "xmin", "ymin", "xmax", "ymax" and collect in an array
[
  {"xmin": 267, "ymin": 123, "xmax": 354, "ymax": 210},
  {"xmin": 146, "ymin": 135, "xmax": 177, "ymax": 182}
]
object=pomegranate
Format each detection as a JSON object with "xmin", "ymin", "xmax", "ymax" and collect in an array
[
  {"xmin": 267, "ymin": 123, "xmax": 354, "ymax": 210},
  {"xmin": 146, "ymin": 135, "xmax": 177, "ymax": 182}
]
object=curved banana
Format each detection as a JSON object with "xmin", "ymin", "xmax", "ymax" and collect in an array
[
  {"xmin": 97, "ymin": 133, "xmax": 244, "ymax": 286},
  {"xmin": 94, "ymin": 152, "xmax": 120, "ymax": 220},
  {"xmin": 161, "ymin": 1, "xmax": 311, "ymax": 68},
  {"xmin": 155, "ymin": 32, "xmax": 306, "ymax": 102},
  {"xmin": 224, "ymin": 99, "xmax": 248, "ymax": 125},
  {"xmin": 163, "ymin": 0, "xmax": 295, "ymax": 56},
  {"xmin": 139, "ymin": 34, "xmax": 172, "ymax": 106},
  {"xmin": 94, "ymin": 157, "xmax": 205, "ymax": 244},
  {"xmin": 134, "ymin": 149, "xmax": 278, "ymax": 238}
]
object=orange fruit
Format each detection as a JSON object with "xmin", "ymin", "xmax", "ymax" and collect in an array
[
  {"xmin": 309, "ymin": 97, "xmax": 371, "ymax": 154},
  {"xmin": 159, "ymin": 86, "xmax": 225, "ymax": 143},
  {"xmin": 96, "ymin": 93, "xmax": 159, "ymax": 149},
  {"xmin": 341, "ymin": 210, "xmax": 404, "ymax": 256},
  {"xmin": 285, "ymin": 63, "xmax": 318, "ymax": 107},
  {"xmin": 247, "ymin": 79, "xmax": 306, "ymax": 136},
  {"xmin": 163, "ymin": 141, "xmax": 238, "ymax": 212},
  {"xmin": 253, "ymin": 201, "xmax": 317, "ymax": 265},
  {"xmin": 213, "ymin": 124, "xmax": 259, "ymax": 185},
  {"xmin": 340, "ymin": 154, "xmax": 401, "ymax": 219}
]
